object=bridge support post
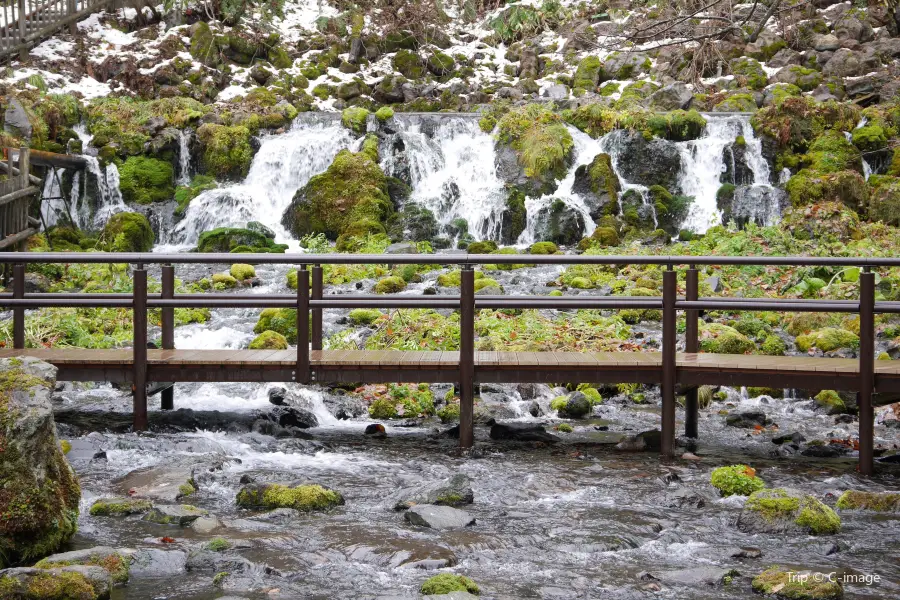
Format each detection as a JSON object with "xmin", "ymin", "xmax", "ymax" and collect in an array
[
  {"xmin": 311, "ymin": 265, "xmax": 323, "ymax": 351},
  {"xmin": 160, "ymin": 264, "xmax": 175, "ymax": 410},
  {"xmin": 459, "ymin": 266, "xmax": 475, "ymax": 449},
  {"xmin": 684, "ymin": 266, "xmax": 699, "ymax": 438},
  {"xmin": 13, "ymin": 263, "xmax": 25, "ymax": 349},
  {"xmin": 661, "ymin": 267, "xmax": 676, "ymax": 458},
  {"xmin": 296, "ymin": 266, "xmax": 310, "ymax": 385},
  {"xmin": 132, "ymin": 265, "xmax": 148, "ymax": 431},
  {"xmin": 858, "ymin": 269, "xmax": 875, "ymax": 475}
]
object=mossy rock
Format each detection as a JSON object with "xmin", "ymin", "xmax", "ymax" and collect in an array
[
  {"xmin": 813, "ymin": 390, "xmax": 847, "ymax": 414},
  {"xmin": 118, "ymin": 156, "xmax": 174, "ymax": 205},
  {"xmin": 101, "ymin": 212, "xmax": 154, "ymax": 252},
  {"xmin": 211, "ymin": 273, "xmax": 238, "ymax": 289},
  {"xmin": 89, "ymin": 497, "xmax": 153, "ymax": 517},
  {"xmin": 436, "ymin": 270, "xmax": 485, "ymax": 287},
  {"xmin": 760, "ymin": 335, "xmax": 786, "ymax": 356},
  {"xmin": 426, "ymin": 50, "xmax": 455, "ymax": 76},
  {"xmin": 249, "ymin": 330, "xmax": 288, "ymax": 350},
  {"xmin": 197, "ymin": 227, "xmax": 282, "ymax": 253},
  {"xmin": 437, "ymin": 402, "xmax": 461, "ymax": 423},
  {"xmin": 710, "ymin": 464, "xmax": 765, "ymax": 497},
  {"xmin": 578, "ymin": 226, "xmax": 619, "ymax": 251},
  {"xmin": 282, "ymin": 149, "xmax": 392, "ymax": 240},
  {"xmin": 835, "ymin": 490, "xmax": 900, "ymax": 512},
  {"xmin": 254, "ymin": 308, "xmax": 300, "ymax": 343},
  {"xmin": 348, "ymin": 309, "xmax": 384, "ymax": 325},
  {"xmin": 752, "ymin": 566, "xmax": 842, "ymax": 599},
  {"xmin": 528, "ymin": 241, "xmax": 559, "ymax": 254},
  {"xmin": 737, "ymin": 488, "xmax": 841, "ymax": 535},
  {"xmin": 646, "ymin": 110, "xmax": 707, "ymax": 142},
  {"xmin": 729, "ymin": 57, "xmax": 768, "ymax": 90},
  {"xmin": 497, "ymin": 104, "xmax": 574, "ymax": 191},
  {"xmin": 196, "ymin": 123, "xmax": 253, "ymax": 180},
  {"xmin": 236, "ymin": 483, "xmax": 344, "ymax": 512},
  {"xmin": 0, "ymin": 569, "xmax": 106, "ymax": 599},
  {"xmin": 392, "ymin": 49, "xmax": 425, "ymax": 78},
  {"xmin": 190, "ymin": 21, "xmax": 220, "ymax": 67},
  {"xmin": 795, "ymin": 328, "xmax": 858, "ymax": 353},
  {"xmin": 420, "ymin": 573, "xmax": 480, "ymax": 596},
  {"xmin": 341, "ymin": 107, "xmax": 369, "ymax": 136},
  {"xmin": 375, "ymin": 106, "xmax": 394, "ymax": 121},
  {"xmin": 230, "ymin": 263, "xmax": 256, "ymax": 280},
  {"xmin": 35, "ymin": 546, "xmax": 130, "ymax": 584},
  {"xmin": 785, "ymin": 313, "xmax": 830, "ymax": 337},
  {"xmin": 374, "ymin": 276, "xmax": 406, "ymax": 294},
  {"xmin": 573, "ymin": 56, "xmax": 602, "ymax": 91},
  {"xmin": 713, "ymin": 93, "xmax": 758, "ymax": 113},
  {"xmin": 699, "ymin": 323, "xmax": 754, "ymax": 354},
  {"xmin": 467, "ymin": 241, "xmax": 498, "ymax": 254}
]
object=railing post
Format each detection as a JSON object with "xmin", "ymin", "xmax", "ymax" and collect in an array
[
  {"xmin": 160, "ymin": 264, "xmax": 175, "ymax": 410},
  {"xmin": 17, "ymin": 0, "xmax": 27, "ymax": 50},
  {"xmin": 858, "ymin": 268, "xmax": 875, "ymax": 475},
  {"xmin": 296, "ymin": 266, "xmax": 310, "ymax": 384},
  {"xmin": 459, "ymin": 266, "xmax": 475, "ymax": 449},
  {"xmin": 684, "ymin": 265, "xmax": 699, "ymax": 438},
  {"xmin": 661, "ymin": 267, "xmax": 677, "ymax": 458},
  {"xmin": 132, "ymin": 264, "xmax": 148, "ymax": 431},
  {"xmin": 311, "ymin": 265, "xmax": 323, "ymax": 351},
  {"xmin": 13, "ymin": 263, "xmax": 25, "ymax": 349},
  {"xmin": 68, "ymin": 0, "xmax": 77, "ymax": 34}
]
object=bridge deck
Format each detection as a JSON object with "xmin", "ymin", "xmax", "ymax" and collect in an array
[{"xmin": 0, "ymin": 348, "xmax": 894, "ymax": 392}]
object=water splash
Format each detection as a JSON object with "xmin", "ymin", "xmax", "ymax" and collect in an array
[
  {"xmin": 380, "ymin": 115, "xmax": 507, "ymax": 241},
  {"xmin": 176, "ymin": 129, "xmax": 191, "ymax": 185},
  {"xmin": 600, "ymin": 129, "xmax": 657, "ymax": 229},
  {"xmin": 168, "ymin": 114, "xmax": 354, "ymax": 245}
]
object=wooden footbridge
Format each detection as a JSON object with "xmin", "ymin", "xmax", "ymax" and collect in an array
[
  {"xmin": 1, "ymin": 0, "xmax": 113, "ymax": 61},
  {"xmin": 0, "ymin": 252, "xmax": 896, "ymax": 475}
]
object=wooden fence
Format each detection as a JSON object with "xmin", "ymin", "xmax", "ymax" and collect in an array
[
  {"xmin": 0, "ymin": 148, "xmax": 40, "ymax": 249},
  {"xmin": 1, "ymin": 0, "xmax": 114, "ymax": 61}
]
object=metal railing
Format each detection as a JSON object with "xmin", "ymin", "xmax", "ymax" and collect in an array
[{"xmin": 0, "ymin": 252, "xmax": 892, "ymax": 473}]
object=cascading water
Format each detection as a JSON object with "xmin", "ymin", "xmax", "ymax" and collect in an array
[
  {"xmin": 176, "ymin": 129, "xmax": 191, "ymax": 185},
  {"xmin": 379, "ymin": 115, "xmax": 508, "ymax": 241},
  {"xmin": 167, "ymin": 114, "xmax": 354, "ymax": 247},
  {"xmin": 519, "ymin": 126, "xmax": 601, "ymax": 245},
  {"xmin": 600, "ymin": 129, "xmax": 658, "ymax": 229}
]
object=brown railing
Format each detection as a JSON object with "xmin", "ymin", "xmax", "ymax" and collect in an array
[
  {"xmin": 0, "ymin": 252, "xmax": 894, "ymax": 474},
  {"xmin": 1, "ymin": 0, "xmax": 114, "ymax": 61},
  {"xmin": 0, "ymin": 148, "xmax": 40, "ymax": 249}
]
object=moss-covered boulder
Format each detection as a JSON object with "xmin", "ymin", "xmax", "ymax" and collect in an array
[
  {"xmin": 573, "ymin": 56, "xmax": 602, "ymax": 91},
  {"xmin": 737, "ymin": 488, "xmax": 841, "ymax": 535},
  {"xmin": 348, "ymin": 309, "xmax": 383, "ymax": 325},
  {"xmin": 496, "ymin": 104, "xmax": 574, "ymax": 195},
  {"xmin": 281, "ymin": 149, "xmax": 392, "ymax": 240},
  {"xmin": 196, "ymin": 227, "xmax": 285, "ymax": 253},
  {"xmin": 528, "ymin": 241, "xmax": 559, "ymax": 254},
  {"xmin": 836, "ymin": 490, "xmax": 900, "ymax": 512},
  {"xmin": 35, "ymin": 546, "xmax": 129, "ymax": 584},
  {"xmin": 796, "ymin": 328, "xmax": 858, "ymax": 353},
  {"xmin": 196, "ymin": 123, "xmax": 253, "ymax": 180},
  {"xmin": 341, "ymin": 107, "xmax": 369, "ymax": 136},
  {"xmin": 578, "ymin": 226, "xmax": 620, "ymax": 250},
  {"xmin": 374, "ymin": 276, "xmax": 406, "ymax": 294},
  {"xmin": 89, "ymin": 497, "xmax": 152, "ymax": 517},
  {"xmin": 0, "ymin": 567, "xmax": 110, "ymax": 599},
  {"xmin": 0, "ymin": 357, "xmax": 80, "ymax": 566},
  {"xmin": 710, "ymin": 464, "xmax": 765, "ymax": 497},
  {"xmin": 813, "ymin": 390, "xmax": 847, "ymax": 414},
  {"xmin": 100, "ymin": 212, "xmax": 154, "ymax": 252},
  {"xmin": 420, "ymin": 573, "xmax": 480, "ymax": 596},
  {"xmin": 729, "ymin": 57, "xmax": 768, "ymax": 90},
  {"xmin": 868, "ymin": 175, "xmax": 900, "ymax": 225},
  {"xmin": 254, "ymin": 308, "xmax": 299, "ymax": 343},
  {"xmin": 392, "ymin": 49, "xmax": 425, "ymax": 78},
  {"xmin": 571, "ymin": 153, "xmax": 620, "ymax": 220},
  {"xmin": 236, "ymin": 483, "xmax": 344, "ymax": 512},
  {"xmin": 752, "ymin": 566, "xmax": 843, "ymax": 599},
  {"xmin": 118, "ymin": 156, "xmax": 174, "ymax": 205},
  {"xmin": 190, "ymin": 21, "xmax": 220, "ymax": 67},
  {"xmin": 249, "ymin": 330, "xmax": 288, "ymax": 350},
  {"xmin": 426, "ymin": 50, "xmax": 455, "ymax": 76},
  {"xmin": 699, "ymin": 323, "xmax": 754, "ymax": 354}
]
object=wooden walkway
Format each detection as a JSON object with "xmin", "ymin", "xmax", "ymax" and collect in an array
[
  {"xmin": 1, "ymin": 348, "xmax": 896, "ymax": 393},
  {"xmin": 1, "ymin": 0, "xmax": 114, "ymax": 61}
]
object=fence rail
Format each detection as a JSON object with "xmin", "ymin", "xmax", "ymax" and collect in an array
[
  {"xmin": 0, "ymin": 252, "xmax": 892, "ymax": 474},
  {"xmin": 0, "ymin": 148, "xmax": 40, "ymax": 249},
  {"xmin": 1, "ymin": 0, "xmax": 113, "ymax": 60}
]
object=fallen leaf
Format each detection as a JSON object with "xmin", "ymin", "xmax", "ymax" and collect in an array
[{"xmin": 160, "ymin": 537, "xmax": 176, "ymax": 544}]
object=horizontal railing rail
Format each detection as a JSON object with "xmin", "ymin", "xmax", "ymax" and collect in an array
[{"xmin": 0, "ymin": 252, "xmax": 885, "ymax": 474}]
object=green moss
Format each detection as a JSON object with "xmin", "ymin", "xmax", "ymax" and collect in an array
[
  {"xmin": 557, "ymin": 423, "xmax": 574, "ymax": 433},
  {"xmin": 836, "ymin": 490, "xmax": 900, "ymax": 512},
  {"xmin": 118, "ymin": 156, "xmax": 174, "ymax": 204},
  {"xmin": 36, "ymin": 549, "xmax": 130, "ymax": 584},
  {"xmin": 206, "ymin": 537, "xmax": 231, "ymax": 552},
  {"xmin": 730, "ymin": 57, "xmax": 768, "ymax": 90},
  {"xmin": 752, "ymin": 566, "xmax": 842, "ymax": 599},
  {"xmin": 497, "ymin": 104, "xmax": 573, "ymax": 185},
  {"xmin": 0, "ymin": 570, "xmax": 100, "ymax": 599},
  {"xmin": 796, "ymin": 328, "xmax": 858, "ymax": 352},
  {"xmin": 369, "ymin": 397, "xmax": 398, "ymax": 419},
  {"xmin": 100, "ymin": 212, "xmax": 154, "ymax": 252},
  {"xmin": 714, "ymin": 93, "xmax": 757, "ymax": 113},
  {"xmin": 230, "ymin": 263, "xmax": 256, "ymax": 280},
  {"xmin": 236, "ymin": 483, "xmax": 344, "ymax": 512},
  {"xmin": 760, "ymin": 335, "xmax": 786, "ymax": 356},
  {"xmin": 375, "ymin": 106, "xmax": 394, "ymax": 121},
  {"xmin": 699, "ymin": 323, "xmax": 754, "ymax": 354},
  {"xmin": 578, "ymin": 226, "xmax": 619, "ymax": 251},
  {"xmin": 86, "ymin": 97, "xmax": 207, "ymax": 156},
  {"xmin": 437, "ymin": 402, "xmax": 461, "ymax": 423},
  {"xmin": 580, "ymin": 387, "xmax": 603, "ymax": 406},
  {"xmin": 427, "ymin": 50, "xmax": 455, "ymax": 75},
  {"xmin": 190, "ymin": 21, "xmax": 219, "ymax": 66},
  {"xmin": 420, "ymin": 573, "xmax": 480, "ymax": 596},
  {"xmin": 795, "ymin": 497, "xmax": 842, "ymax": 535},
  {"xmin": 213, "ymin": 571, "xmax": 229, "ymax": 586},
  {"xmin": 646, "ymin": 110, "xmax": 708, "ymax": 142},
  {"xmin": 178, "ymin": 482, "xmax": 196, "ymax": 498},
  {"xmin": 196, "ymin": 227, "xmax": 283, "ymax": 253},
  {"xmin": 436, "ymin": 270, "xmax": 485, "ymax": 287},
  {"xmin": 254, "ymin": 308, "xmax": 301, "ymax": 343},
  {"xmin": 473, "ymin": 278, "xmax": 501, "ymax": 293},
  {"xmin": 467, "ymin": 241, "xmax": 498, "ymax": 254},
  {"xmin": 392, "ymin": 49, "xmax": 425, "ymax": 78},
  {"xmin": 746, "ymin": 489, "xmax": 841, "ymax": 535},
  {"xmin": 211, "ymin": 273, "xmax": 238, "ymax": 289},
  {"xmin": 59, "ymin": 440, "xmax": 71, "ymax": 454},
  {"xmin": 568, "ymin": 277, "xmax": 593, "ymax": 290},
  {"xmin": 851, "ymin": 124, "xmax": 887, "ymax": 152},
  {"xmin": 599, "ymin": 82, "xmax": 619, "ymax": 96},
  {"xmin": 710, "ymin": 464, "xmax": 765, "ymax": 497},
  {"xmin": 374, "ymin": 276, "xmax": 406, "ymax": 294},
  {"xmin": 196, "ymin": 123, "xmax": 253, "ymax": 179},
  {"xmin": 89, "ymin": 497, "xmax": 152, "ymax": 516},
  {"xmin": 341, "ymin": 107, "xmax": 370, "ymax": 135},
  {"xmin": 814, "ymin": 390, "xmax": 846, "ymax": 413},
  {"xmin": 349, "ymin": 309, "xmax": 383, "ymax": 325},
  {"xmin": 573, "ymin": 56, "xmax": 602, "ymax": 91},
  {"xmin": 174, "ymin": 174, "xmax": 217, "ymax": 216},
  {"xmin": 529, "ymin": 241, "xmax": 559, "ymax": 254},
  {"xmin": 249, "ymin": 330, "xmax": 288, "ymax": 350}
]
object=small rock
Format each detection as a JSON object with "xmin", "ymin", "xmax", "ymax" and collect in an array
[
  {"xmin": 405, "ymin": 504, "xmax": 475, "ymax": 530},
  {"xmin": 725, "ymin": 411, "xmax": 770, "ymax": 428},
  {"xmin": 489, "ymin": 422, "xmax": 559, "ymax": 443},
  {"xmin": 190, "ymin": 515, "xmax": 221, "ymax": 534},
  {"xmin": 365, "ymin": 423, "xmax": 386, "ymax": 437},
  {"xmin": 143, "ymin": 504, "xmax": 209, "ymax": 526},
  {"xmin": 267, "ymin": 387, "xmax": 287, "ymax": 405},
  {"xmin": 655, "ymin": 566, "xmax": 740, "ymax": 587},
  {"xmin": 681, "ymin": 452, "xmax": 701, "ymax": 460},
  {"xmin": 772, "ymin": 432, "xmax": 806, "ymax": 445},
  {"xmin": 616, "ymin": 430, "xmax": 661, "ymax": 451},
  {"xmin": 393, "ymin": 474, "xmax": 474, "ymax": 510},
  {"xmin": 128, "ymin": 549, "xmax": 187, "ymax": 577},
  {"xmin": 730, "ymin": 547, "xmax": 762, "ymax": 559}
]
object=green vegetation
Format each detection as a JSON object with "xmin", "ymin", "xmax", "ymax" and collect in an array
[
  {"xmin": 36, "ymin": 548, "xmax": 130, "ymax": 584},
  {"xmin": 795, "ymin": 328, "xmax": 859, "ymax": 352},
  {"xmin": 752, "ymin": 567, "xmax": 842, "ymax": 600},
  {"xmin": 497, "ymin": 104, "xmax": 573, "ymax": 187},
  {"xmin": 236, "ymin": 484, "xmax": 344, "ymax": 512},
  {"xmin": 89, "ymin": 497, "xmax": 153, "ymax": 516},
  {"xmin": 249, "ymin": 330, "xmax": 289, "ymax": 350},
  {"xmin": 196, "ymin": 227, "xmax": 286, "ymax": 253},
  {"xmin": 101, "ymin": 212, "xmax": 154, "ymax": 252},
  {"xmin": 699, "ymin": 323, "xmax": 754, "ymax": 354},
  {"xmin": 374, "ymin": 276, "xmax": 407, "ymax": 294},
  {"xmin": 420, "ymin": 573, "xmax": 480, "ymax": 596},
  {"xmin": 254, "ymin": 308, "xmax": 301, "ymax": 343},
  {"xmin": 836, "ymin": 490, "xmax": 900, "ymax": 511},
  {"xmin": 118, "ymin": 156, "xmax": 174, "ymax": 204},
  {"xmin": 367, "ymin": 383, "xmax": 435, "ymax": 419},
  {"xmin": 341, "ymin": 107, "xmax": 370, "ymax": 135},
  {"xmin": 174, "ymin": 175, "xmax": 217, "ymax": 216},
  {"xmin": 206, "ymin": 537, "xmax": 231, "ymax": 552},
  {"xmin": 710, "ymin": 464, "xmax": 765, "ymax": 497},
  {"xmin": 196, "ymin": 123, "xmax": 253, "ymax": 179},
  {"xmin": 230, "ymin": 263, "xmax": 256, "ymax": 280},
  {"xmin": 348, "ymin": 309, "xmax": 384, "ymax": 325},
  {"xmin": 745, "ymin": 488, "xmax": 841, "ymax": 535}
]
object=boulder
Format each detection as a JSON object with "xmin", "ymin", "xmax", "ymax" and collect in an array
[
  {"xmin": 35, "ymin": 546, "xmax": 130, "ymax": 584},
  {"xmin": 393, "ymin": 474, "xmax": 475, "ymax": 510},
  {"xmin": 822, "ymin": 48, "xmax": 881, "ymax": 78},
  {"xmin": 555, "ymin": 391, "xmax": 592, "ymax": 418},
  {"xmin": 115, "ymin": 457, "xmax": 219, "ymax": 502},
  {"xmin": 725, "ymin": 411, "xmax": 770, "ymax": 428},
  {"xmin": 572, "ymin": 153, "xmax": 620, "ymax": 220},
  {"xmin": 604, "ymin": 130, "xmax": 681, "ymax": 189},
  {"xmin": 752, "ymin": 566, "xmax": 843, "ymax": 599},
  {"xmin": 404, "ymin": 504, "xmax": 475, "ymax": 530},
  {"xmin": 89, "ymin": 497, "xmax": 153, "ymax": 517},
  {"xmin": 128, "ymin": 549, "xmax": 187, "ymax": 577},
  {"xmin": 143, "ymin": 504, "xmax": 209, "ymax": 526},
  {"xmin": 649, "ymin": 83, "xmax": 693, "ymax": 111},
  {"xmin": 267, "ymin": 405, "xmax": 318, "ymax": 429},
  {"xmin": 616, "ymin": 430, "xmax": 662, "ymax": 451},
  {"xmin": 0, "ymin": 357, "xmax": 80, "ymax": 567},
  {"xmin": 531, "ymin": 199, "xmax": 587, "ymax": 246},
  {"xmin": 542, "ymin": 84, "xmax": 569, "ymax": 100},
  {"xmin": 489, "ymin": 422, "xmax": 559, "ymax": 443},
  {"xmin": 737, "ymin": 488, "xmax": 841, "ymax": 535},
  {"xmin": 3, "ymin": 98, "xmax": 32, "ymax": 141},
  {"xmin": 0, "ymin": 566, "xmax": 111, "ymax": 599}
]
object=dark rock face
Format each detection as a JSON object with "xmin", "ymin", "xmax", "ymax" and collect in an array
[
  {"xmin": 649, "ymin": 83, "xmax": 693, "ymax": 110},
  {"xmin": 268, "ymin": 406, "xmax": 319, "ymax": 429},
  {"xmin": 557, "ymin": 391, "xmax": 592, "ymax": 419},
  {"xmin": 531, "ymin": 199, "xmax": 587, "ymax": 246},
  {"xmin": 725, "ymin": 411, "xmax": 770, "ymax": 428},
  {"xmin": 572, "ymin": 153, "xmax": 620, "ymax": 220},
  {"xmin": 489, "ymin": 422, "xmax": 559, "ymax": 443},
  {"xmin": 721, "ymin": 143, "xmax": 756, "ymax": 186},
  {"xmin": 615, "ymin": 430, "xmax": 662, "ymax": 451},
  {"xmin": 605, "ymin": 130, "xmax": 681, "ymax": 190}
]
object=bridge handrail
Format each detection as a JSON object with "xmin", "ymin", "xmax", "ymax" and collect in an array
[{"xmin": 0, "ymin": 252, "xmax": 880, "ymax": 474}]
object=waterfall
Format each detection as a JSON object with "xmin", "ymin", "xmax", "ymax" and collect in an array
[
  {"xmin": 600, "ymin": 129, "xmax": 657, "ymax": 229},
  {"xmin": 177, "ymin": 129, "xmax": 191, "ymax": 185},
  {"xmin": 379, "ymin": 115, "xmax": 507, "ymax": 241},
  {"xmin": 167, "ymin": 114, "xmax": 354, "ymax": 246},
  {"xmin": 83, "ymin": 156, "xmax": 126, "ymax": 228},
  {"xmin": 519, "ymin": 126, "xmax": 601, "ymax": 245}
]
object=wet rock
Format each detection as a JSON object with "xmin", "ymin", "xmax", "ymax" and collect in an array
[
  {"xmin": 730, "ymin": 547, "xmax": 762, "ymax": 559},
  {"xmin": 531, "ymin": 199, "xmax": 587, "ymax": 246},
  {"xmin": 725, "ymin": 411, "xmax": 770, "ymax": 428},
  {"xmin": 365, "ymin": 423, "xmax": 387, "ymax": 437},
  {"xmin": 557, "ymin": 391, "xmax": 592, "ymax": 419},
  {"xmin": 115, "ymin": 456, "xmax": 227, "ymax": 502},
  {"xmin": 185, "ymin": 549, "xmax": 252, "ymax": 572},
  {"xmin": 0, "ymin": 566, "xmax": 111, "ymax": 599},
  {"xmin": 752, "ymin": 566, "xmax": 843, "ymax": 599},
  {"xmin": 393, "ymin": 474, "xmax": 475, "ymax": 510},
  {"xmin": 542, "ymin": 84, "xmax": 569, "ymax": 100},
  {"xmin": 649, "ymin": 83, "xmax": 693, "ymax": 110},
  {"xmin": 3, "ymin": 98, "xmax": 32, "ymax": 141},
  {"xmin": 489, "ymin": 422, "xmax": 560, "ymax": 443},
  {"xmin": 89, "ymin": 497, "xmax": 153, "ymax": 517},
  {"xmin": 405, "ymin": 504, "xmax": 475, "ymax": 530},
  {"xmin": 128, "ymin": 548, "xmax": 187, "ymax": 577},
  {"xmin": 0, "ymin": 357, "xmax": 79, "ymax": 566},
  {"xmin": 327, "ymin": 394, "xmax": 368, "ymax": 419},
  {"xmin": 737, "ymin": 488, "xmax": 841, "ymax": 535},
  {"xmin": 190, "ymin": 515, "xmax": 221, "ymax": 533},
  {"xmin": 572, "ymin": 153, "xmax": 620, "ymax": 220},
  {"xmin": 822, "ymin": 48, "xmax": 881, "ymax": 78},
  {"xmin": 35, "ymin": 546, "xmax": 129, "ymax": 584},
  {"xmin": 267, "ymin": 387, "xmax": 287, "ymax": 405},
  {"xmin": 801, "ymin": 443, "xmax": 847, "ymax": 458},
  {"xmin": 423, "ymin": 593, "xmax": 480, "ymax": 600},
  {"xmin": 655, "ymin": 566, "xmax": 740, "ymax": 587},
  {"xmin": 664, "ymin": 488, "xmax": 712, "ymax": 508},
  {"xmin": 236, "ymin": 483, "xmax": 344, "ymax": 512},
  {"xmin": 772, "ymin": 432, "xmax": 806, "ymax": 445},
  {"xmin": 605, "ymin": 130, "xmax": 681, "ymax": 189},
  {"xmin": 143, "ymin": 504, "xmax": 209, "ymax": 526},
  {"xmin": 528, "ymin": 401, "xmax": 544, "ymax": 417},
  {"xmin": 616, "ymin": 430, "xmax": 662, "ymax": 452},
  {"xmin": 267, "ymin": 405, "xmax": 318, "ymax": 429}
]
